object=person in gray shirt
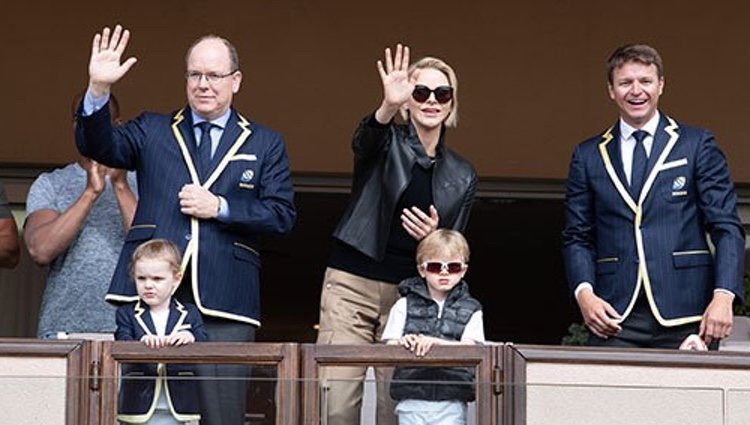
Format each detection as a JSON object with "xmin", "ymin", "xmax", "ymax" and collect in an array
[
  {"xmin": 25, "ymin": 94, "xmax": 137, "ymax": 338},
  {"xmin": 0, "ymin": 182, "xmax": 20, "ymax": 268}
]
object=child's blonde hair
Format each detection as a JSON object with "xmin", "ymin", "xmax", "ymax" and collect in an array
[
  {"xmin": 416, "ymin": 229, "xmax": 470, "ymax": 264},
  {"xmin": 129, "ymin": 239, "xmax": 182, "ymax": 278}
]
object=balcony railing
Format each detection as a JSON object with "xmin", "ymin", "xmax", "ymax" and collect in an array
[{"xmin": 3, "ymin": 339, "xmax": 750, "ymax": 425}]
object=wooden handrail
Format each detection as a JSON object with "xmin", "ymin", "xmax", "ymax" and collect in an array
[
  {"xmin": 100, "ymin": 341, "xmax": 299, "ymax": 425},
  {"xmin": 301, "ymin": 343, "xmax": 497, "ymax": 425},
  {"xmin": 0, "ymin": 340, "xmax": 504, "ymax": 425}
]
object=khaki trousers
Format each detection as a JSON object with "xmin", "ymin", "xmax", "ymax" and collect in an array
[{"xmin": 317, "ymin": 267, "xmax": 401, "ymax": 425}]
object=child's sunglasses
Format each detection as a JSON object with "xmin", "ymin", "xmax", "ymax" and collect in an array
[{"xmin": 421, "ymin": 261, "xmax": 466, "ymax": 274}]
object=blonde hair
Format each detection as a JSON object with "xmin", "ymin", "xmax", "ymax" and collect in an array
[
  {"xmin": 400, "ymin": 56, "xmax": 459, "ymax": 127},
  {"xmin": 416, "ymin": 229, "xmax": 470, "ymax": 264},
  {"xmin": 129, "ymin": 239, "xmax": 182, "ymax": 278}
]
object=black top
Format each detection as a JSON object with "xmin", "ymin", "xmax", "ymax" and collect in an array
[
  {"xmin": 331, "ymin": 113, "xmax": 477, "ymax": 262},
  {"xmin": 329, "ymin": 161, "xmax": 434, "ymax": 283}
]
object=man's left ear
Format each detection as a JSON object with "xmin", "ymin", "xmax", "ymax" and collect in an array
[
  {"xmin": 232, "ymin": 71, "xmax": 243, "ymax": 94},
  {"xmin": 658, "ymin": 77, "xmax": 665, "ymax": 95}
]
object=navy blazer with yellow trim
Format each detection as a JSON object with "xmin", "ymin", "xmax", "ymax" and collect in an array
[
  {"xmin": 76, "ymin": 104, "xmax": 296, "ymax": 326},
  {"xmin": 562, "ymin": 113, "xmax": 745, "ymax": 326},
  {"xmin": 115, "ymin": 299, "xmax": 207, "ymax": 423}
]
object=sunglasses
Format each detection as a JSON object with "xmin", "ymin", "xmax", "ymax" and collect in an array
[
  {"xmin": 421, "ymin": 261, "xmax": 466, "ymax": 274},
  {"xmin": 412, "ymin": 85, "xmax": 454, "ymax": 104}
]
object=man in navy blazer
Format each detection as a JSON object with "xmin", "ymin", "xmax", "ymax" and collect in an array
[
  {"xmin": 76, "ymin": 25, "xmax": 296, "ymax": 424},
  {"xmin": 562, "ymin": 44, "xmax": 745, "ymax": 349}
]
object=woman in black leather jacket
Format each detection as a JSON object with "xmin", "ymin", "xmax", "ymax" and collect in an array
[{"xmin": 316, "ymin": 44, "xmax": 477, "ymax": 425}]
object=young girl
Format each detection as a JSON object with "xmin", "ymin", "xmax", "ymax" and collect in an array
[{"xmin": 115, "ymin": 239, "xmax": 207, "ymax": 424}]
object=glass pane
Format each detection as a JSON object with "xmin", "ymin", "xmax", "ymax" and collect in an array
[
  {"xmin": 320, "ymin": 365, "xmax": 485, "ymax": 425},
  {"xmin": 116, "ymin": 363, "xmax": 279, "ymax": 425}
]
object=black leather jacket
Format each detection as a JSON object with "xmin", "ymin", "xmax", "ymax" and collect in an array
[{"xmin": 332, "ymin": 114, "xmax": 477, "ymax": 261}]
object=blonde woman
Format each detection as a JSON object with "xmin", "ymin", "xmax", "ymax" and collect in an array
[{"xmin": 317, "ymin": 44, "xmax": 477, "ymax": 425}]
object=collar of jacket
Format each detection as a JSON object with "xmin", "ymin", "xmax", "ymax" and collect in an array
[
  {"xmin": 133, "ymin": 298, "xmax": 188, "ymax": 336},
  {"xmin": 398, "ymin": 276, "xmax": 469, "ymax": 304},
  {"xmin": 405, "ymin": 121, "xmax": 446, "ymax": 169}
]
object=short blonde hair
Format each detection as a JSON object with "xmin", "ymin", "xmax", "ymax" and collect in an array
[
  {"xmin": 400, "ymin": 56, "xmax": 459, "ymax": 127},
  {"xmin": 129, "ymin": 239, "xmax": 182, "ymax": 278},
  {"xmin": 416, "ymin": 229, "xmax": 470, "ymax": 264}
]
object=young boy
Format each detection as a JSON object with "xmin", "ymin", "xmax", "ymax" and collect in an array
[
  {"xmin": 115, "ymin": 239, "xmax": 207, "ymax": 424},
  {"xmin": 381, "ymin": 229, "xmax": 485, "ymax": 425}
]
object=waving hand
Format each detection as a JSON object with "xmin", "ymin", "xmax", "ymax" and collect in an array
[
  {"xmin": 88, "ymin": 25, "xmax": 138, "ymax": 97},
  {"xmin": 374, "ymin": 44, "xmax": 415, "ymax": 124}
]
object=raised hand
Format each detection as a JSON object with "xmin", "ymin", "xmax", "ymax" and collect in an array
[
  {"xmin": 375, "ymin": 44, "xmax": 414, "ymax": 123},
  {"xmin": 106, "ymin": 167, "xmax": 129, "ymax": 188},
  {"xmin": 83, "ymin": 158, "xmax": 106, "ymax": 197},
  {"xmin": 88, "ymin": 25, "xmax": 138, "ymax": 97}
]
